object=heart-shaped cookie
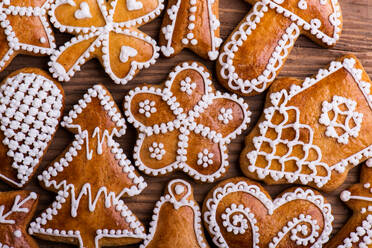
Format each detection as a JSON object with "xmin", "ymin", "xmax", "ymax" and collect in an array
[
  {"xmin": 0, "ymin": 68, "xmax": 65, "ymax": 188},
  {"xmin": 202, "ymin": 177, "xmax": 333, "ymax": 247}
]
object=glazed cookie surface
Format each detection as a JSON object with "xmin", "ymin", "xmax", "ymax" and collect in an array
[
  {"xmin": 0, "ymin": 0, "xmax": 56, "ymax": 71},
  {"xmin": 124, "ymin": 61, "xmax": 251, "ymax": 182},
  {"xmin": 240, "ymin": 54, "xmax": 372, "ymax": 191},
  {"xmin": 29, "ymin": 84, "xmax": 147, "ymax": 248},
  {"xmin": 0, "ymin": 68, "xmax": 65, "ymax": 188},
  {"xmin": 141, "ymin": 179, "xmax": 209, "ymax": 248},
  {"xmin": 202, "ymin": 177, "xmax": 333, "ymax": 247},
  {"xmin": 0, "ymin": 191, "xmax": 39, "ymax": 248},
  {"xmin": 48, "ymin": 0, "xmax": 164, "ymax": 84},
  {"xmin": 159, "ymin": 0, "xmax": 222, "ymax": 60},
  {"xmin": 326, "ymin": 159, "xmax": 372, "ymax": 248},
  {"xmin": 217, "ymin": 0, "xmax": 342, "ymax": 96}
]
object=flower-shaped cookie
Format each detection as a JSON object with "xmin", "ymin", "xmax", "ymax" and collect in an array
[
  {"xmin": 48, "ymin": 0, "xmax": 164, "ymax": 84},
  {"xmin": 124, "ymin": 62, "xmax": 251, "ymax": 182},
  {"xmin": 0, "ymin": 0, "xmax": 55, "ymax": 71}
]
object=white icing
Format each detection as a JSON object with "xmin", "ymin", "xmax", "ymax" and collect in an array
[
  {"xmin": 0, "ymin": 192, "xmax": 37, "ymax": 225},
  {"xmin": 204, "ymin": 180, "xmax": 333, "ymax": 248},
  {"xmin": 13, "ymin": 230, "xmax": 22, "ymax": 238},
  {"xmin": 48, "ymin": 0, "xmax": 164, "ymax": 85},
  {"xmin": 221, "ymin": 203, "xmax": 259, "ymax": 238},
  {"xmin": 74, "ymin": 2, "xmax": 92, "ymax": 19},
  {"xmin": 174, "ymin": 184, "xmax": 184, "ymax": 195},
  {"xmin": 298, "ymin": 0, "xmax": 307, "ymax": 9},
  {"xmin": 149, "ymin": 142, "xmax": 166, "ymax": 160},
  {"xmin": 245, "ymin": 57, "xmax": 372, "ymax": 188},
  {"xmin": 197, "ymin": 149, "xmax": 214, "ymax": 168},
  {"xmin": 161, "ymin": 0, "xmax": 222, "ymax": 60},
  {"xmin": 124, "ymin": 62, "xmax": 251, "ymax": 182},
  {"xmin": 319, "ymin": 96, "xmax": 363, "ymax": 144},
  {"xmin": 138, "ymin": 99, "xmax": 157, "ymax": 118},
  {"xmin": 119, "ymin": 46, "xmax": 138, "ymax": 63},
  {"xmin": 0, "ymin": 73, "xmax": 63, "ymax": 187},
  {"xmin": 140, "ymin": 179, "xmax": 208, "ymax": 248},
  {"xmin": 126, "ymin": 0, "xmax": 143, "ymax": 11},
  {"xmin": 180, "ymin": 77, "xmax": 196, "ymax": 95},
  {"xmin": 29, "ymin": 85, "xmax": 147, "ymax": 247},
  {"xmin": 367, "ymin": 158, "xmax": 372, "ymax": 167},
  {"xmin": 218, "ymin": 108, "xmax": 233, "ymax": 124},
  {"xmin": 0, "ymin": 0, "xmax": 55, "ymax": 70},
  {"xmin": 218, "ymin": 0, "xmax": 342, "ymax": 95}
]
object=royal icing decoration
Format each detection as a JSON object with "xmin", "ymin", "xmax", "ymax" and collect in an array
[
  {"xmin": 0, "ymin": 191, "xmax": 39, "ymax": 248},
  {"xmin": 241, "ymin": 55, "xmax": 372, "ymax": 191},
  {"xmin": 326, "ymin": 159, "xmax": 372, "ymax": 248},
  {"xmin": 48, "ymin": 0, "xmax": 164, "ymax": 85},
  {"xmin": 29, "ymin": 84, "xmax": 147, "ymax": 248},
  {"xmin": 216, "ymin": 0, "xmax": 342, "ymax": 96},
  {"xmin": 140, "ymin": 179, "xmax": 209, "ymax": 248},
  {"xmin": 0, "ymin": 69, "xmax": 64, "ymax": 188},
  {"xmin": 203, "ymin": 178, "xmax": 333, "ymax": 248},
  {"xmin": 319, "ymin": 95, "xmax": 363, "ymax": 144},
  {"xmin": 124, "ymin": 61, "xmax": 251, "ymax": 182},
  {"xmin": 0, "ymin": 0, "xmax": 56, "ymax": 72},
  {"xmin": 160, "ymin": 0, "xmax": 222, "ymax": 60}
]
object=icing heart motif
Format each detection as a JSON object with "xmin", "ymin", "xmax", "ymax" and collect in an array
[
  {"xmin": 126, "ymin": 0, "xmax": 143, "ymax": 11},
  {"xmin": 119, "ymin": 46, "xmax": 138, "ymax": 63},
  {"xmin": 74, "ymin": 2, "xmax": 92, "ymax": 19},
  {"xmin": 203, "ymin": 178, "xmax": 334, "ymax": 247},
  {"xmin": 0, "ymin": 69, "xmax": 64, "ymax": 187}
]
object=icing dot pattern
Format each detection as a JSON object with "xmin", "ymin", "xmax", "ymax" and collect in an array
[{"xmin": 0, "ymin": 73, "xmax": 63, "ymax": 187}]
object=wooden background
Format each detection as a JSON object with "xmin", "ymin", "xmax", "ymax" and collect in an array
[{"xmin": 0, "ymin": 0, "xmax": 372, "ymax": 247}]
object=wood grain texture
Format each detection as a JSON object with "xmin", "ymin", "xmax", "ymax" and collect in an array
[{"xmin": 0, "ymin": 0, "xmax": 371, "ymax": 247}]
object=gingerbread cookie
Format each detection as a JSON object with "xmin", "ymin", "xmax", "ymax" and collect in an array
[
  {"xmin": 48, "ymin": 0, "xmax": 164, "ymax": 84},
  {"xmin": 217, "ymin": 0, "xmax": 342, "ymax": 96},
  {"xmin": 240, "ymin": 54, "xmax": 372, "ymax": 191},
  {"xmin": 202, "ymin": 177, "xmax": 333, "ymax": 247},
  {"xmin": 29, "ymin": 84, "xmax": 147, "ymax": 248},
  {"xmin": 141, "ymin": 179, "xmax": 209, "ymax": 248},
  {"xmin": 159, "ymin": 0, "xmax": 222, "ymax": 60},
  {"xmin": 326, "ymin": 159, "xmax": 372, "ymax": 248},
  {"xmin": 0, "ymin": 68, "xmax": 65, "ymax": 188},
  {"xmin": 124, "ymin": 61, "xmax": 251, "ymax": 182},
  {"xmin": 0, "ymin": 190, "xmax": 38, "ymax": 248},
  {"xmin": 0, "ymin": 0, "xmax": 55, "ymax": 72}
]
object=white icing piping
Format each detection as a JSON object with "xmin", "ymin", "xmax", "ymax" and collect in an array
[
  {"xmin": 48, "ymin": 0, "xmax": 164, "ymax": 84},
  {"xmin": 0, "ymin": 192, "xmax": 37, "ymax": 224},
  {"xmin": 218, "ymin": 0, "xmax": 342, "ymax": 94},
  {"xmin": 0, "ymin": 72, "xmax": 63, "ymax": 187},
  {"xmin": 140, "ymin": 179, "xmax": 207, "ymax": 248},
  {"xmin": 245, "ymin": 57, "xmax": 372, "ymax": 188},
  {"xmin": 124, "ymin": 62, "xmax": 251, "ymax": 182},
  {"xmin": 29, "ymin": 85, "xmax": 147, "ymax": 247},
  {"xmin": 0, "ymin": 0, "xmax": 56, "ymax": 70},
  {"xmin": 204, "ymin": 181, "xmax": 333, "ymax": 248}
]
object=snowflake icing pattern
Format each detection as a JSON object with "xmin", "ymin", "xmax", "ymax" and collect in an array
[
  {"xmin": 48, "ymin": 0, "xmax": 164, "ymax": 84},
  {"xmin": 319, "ymin": 95, "xmax": 363, "ymax": 144},
  {"xmin": 124, "ymin": 62, "xmax": 251, "ymax": 182}
]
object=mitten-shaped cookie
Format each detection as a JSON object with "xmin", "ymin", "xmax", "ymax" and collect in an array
[
  {"xmin": 0, "ymin": 191, "xmax": 38, "ymax": 248},
  {"xmin": 124, "ymin": 61, "xmax": 251, "ymax": 183},
  {"xmin": 29, "ymin": 84, "xmax": 147, "ymax": 248},
  {"xmin": 0, "ymin": 0, "xmax": 55, "ymax": 71},
  {"xmin": 217, "ymin": 0, "xmax": 342, "ymax": 96},
  {"xmin": 203, "ymin": 177, "xmax": 333, "ymax": 247},
  {"xmin": 141, "ymin": 179, "xmax": 209, "ymax": 248},
  {"xmin": 160, "ymin": 0, "xmax": 222, "ymax": 60},
  {"xmin": 48, "ymin": 0, "xmax": 164, "ymax": 84},
  {"xmin": 0, "ymin": 68, "xmax": 65, "ymax": 187},
  {"xmin": 326, "ymin": 159, "xmax": 372, "ymax": 248},
  {"xmin": 240, "ymin": 54, "xmax": 372, "ymax": 191}
]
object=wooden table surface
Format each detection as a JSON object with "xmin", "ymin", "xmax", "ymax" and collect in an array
[{"xmin": 0, "ymin": 0, "xmax": 372, "ymax": 247}]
